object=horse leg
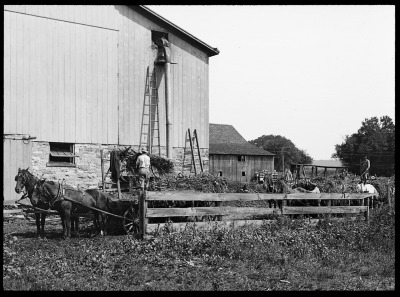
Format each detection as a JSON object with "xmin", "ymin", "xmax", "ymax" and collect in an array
[
  {"xmin": 35, "ymin": 213, "xmax": 41, "ymax": 237},
  {"xmin": 93, "ymin": 212, "xmax": 100, "ymax": 233},
  {"xmin": 71, "ymin": 216, "xmax": 79, "ymax": 236},
  {"xmin": 40, "ymin": 213, "xmax": 46, "ymax": 238},
  {"xmin": 60, "ymin": 214, "xmax": 66, "ymax": 237},
  {"xmin": 59, "ymin": 209, "xmax": 71, "ymax": 239},
  {"xmin": 71, "ymin": 217, "xmax": 75, "ymax": 233},
  {"xmin": 100, "ymin": 213, "xmax": 108, "ymax": 236},
  {"xmin": 74, "ymin": 217, "xmax": 79, "ymax": 235},
  {"xmin": 64, "ymin": 211, "xmax": 71, "ymax": 238}
]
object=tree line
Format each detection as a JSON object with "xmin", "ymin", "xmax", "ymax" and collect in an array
[{"xmin": 249, "ymin": 115, "xmax": 394, "ymax": 177}]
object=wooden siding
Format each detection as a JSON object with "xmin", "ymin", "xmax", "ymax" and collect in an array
[
  {"xmin": 4, "ymin": 9, "xmax": 119, "ymax": 144},
  {"xmin": 3, "ymin": 136, "xmax": 32, "ymax": 202},
  {"xmin": 115, "ymin": 6, "xmax": 210, "ymax": 149},
  {"xmin": 4, "ymin": 5, "xmax": 211, "ymax": 149},
  {"xmin": 210, "ymin": 155, "xmax": 274, "ymax": 182},
  {"xmin": 4, "ymin": 5, "xmax": 119, "ymax": 30}
]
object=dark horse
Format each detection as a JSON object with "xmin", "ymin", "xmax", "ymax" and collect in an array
[
  {"xmin": 31, "ymin": 179, "xmax": 110, "ymax": 238},
  {"xmin": 14, "ymin": 168, "xmax": 78, "ymax": 237}
]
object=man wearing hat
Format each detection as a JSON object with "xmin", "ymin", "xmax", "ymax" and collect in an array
[{"xmin": 136, "ymin": 148, "xmax": 151, "ymax": 190}]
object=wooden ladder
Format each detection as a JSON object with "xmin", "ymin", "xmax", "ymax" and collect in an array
[
  {"xmin": 188, "ymin": 128, "xmax": 203, "ymax": 175},
  {"xmin": 139, "ymin": 66, "xmax": 161, "ymax": 156}
]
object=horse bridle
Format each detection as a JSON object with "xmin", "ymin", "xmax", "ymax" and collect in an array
[{"xmin": 15, "ymin": 170, "xmax": 30, "ymax": 201}]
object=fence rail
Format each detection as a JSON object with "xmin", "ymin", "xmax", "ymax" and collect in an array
[
  {"xmin": 146, "ymin": 191, "xmax": 377, "ymax": 201},
  {"xmin": 138, "ymin": 191, "xmax": 380, "ymax": 239}
]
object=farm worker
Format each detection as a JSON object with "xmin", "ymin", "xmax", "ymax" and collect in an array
[
  {"xmin": 361, "ymin": 156, "xmax": 370, "ymax": 185},
  {"xmin": 271, "ymin": 170, "xmax": 278, "ymax": 193},
  {"xmin": 136, "ymin": 148, "xmax": 151, "ymax": 190},
  {"xmin": 285, "ymin": 169, "xmax": 293, "ymax": 183}
]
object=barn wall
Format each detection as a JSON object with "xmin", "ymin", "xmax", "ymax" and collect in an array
[
  {"xmin": 3, "ymin": 5, "xmax": 120, "ymax": 30},
  {"xmin": 4, "ymin": 5, "xmax": 213, "ymax": 191},
  {"xmin": 115, "ymin": 6, "xmax": 210, "ymax": 149},
  {"xmin": 28, "ymin": 142, "xmax": 209, "ymax": 190},
  {"xmin": 4, "ymin": 5, "xmax": 211, "ymax": 151},
  {"xmin": 4, "ymin": 6, "xmax": 119, "ymax": 144},
  {"xmin": 209, "ymin": 155, "xmax": 274, "ymax": 182}
]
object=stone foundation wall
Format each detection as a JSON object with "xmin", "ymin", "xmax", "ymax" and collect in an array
[{"xmin": 30, "ymin": 142, "xmax": 209, "ymax": 189}]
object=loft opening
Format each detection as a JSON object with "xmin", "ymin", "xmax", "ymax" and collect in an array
[
  {"xmin": 152, "ymin": 30, "xmax": 168, "ymax": 44},
  {"xmin": 152, "ymin": 30, "xmax": 169, "ymax": 64},
  {"xmin": 238, "ymin": 155, "xmax": 246, "ymax": 162}
]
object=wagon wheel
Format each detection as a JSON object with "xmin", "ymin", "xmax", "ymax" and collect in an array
[{"xmin": 122, "ymin": 207, "xmax": 139, "ymax": 235}]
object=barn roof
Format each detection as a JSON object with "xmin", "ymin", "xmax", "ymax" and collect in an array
[
  {"xmin": 132, "ymin": 6, "xmax": 220, "ymax": 57},
  {"xmin": 209, "ymin": 124, "xmax": 275, "ymax": 156},
  {"xmin": 312, "ymin": 159, "xmax": 343, "ymax": 167}
]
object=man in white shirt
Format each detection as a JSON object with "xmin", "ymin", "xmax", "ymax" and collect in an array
[{"xmin": 136, "ymin": 148, "xmax": 151, "ymax": 190}]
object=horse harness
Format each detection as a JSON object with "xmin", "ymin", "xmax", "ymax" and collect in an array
[
  {"xmin": 35, "ymin": 182, "xmax": 64, "ymax": 209},
  {"xmin": 36, "ymin": 181, "xmax": 88, "ymax": 210}
]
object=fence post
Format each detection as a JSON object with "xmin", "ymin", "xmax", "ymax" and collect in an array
[
  {"xmin": 282, "ymin": 185, "xmax": 287, "ymax": 216},
  {"xmin": 365, "ymin": 197, "xmax": 369, "ymax": 223},
  {"xmin": 139, "ymin": 189, "xmax": 148, "ymax": 240},
  {"xmin": 387, "ymin": 183, "xmax": 391, "ymax": 206},
  {"xmin": 327, "ymin": 190, "xmax": 331, "ymax": 219},
  {"xmin": 371, "ymin": 194, "xmax": 374, "ymax": 210},
  {"xmin": 216, "ymin": 197, "xmax": 222, "ymax": 221}
]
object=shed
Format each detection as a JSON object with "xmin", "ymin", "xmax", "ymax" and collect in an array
[
  {"xmin": 209, "ymin": 124, "xmax": 275, "ymax": 183},
  {"xmin": 3, "ymin": 5, "xmax": 219, "ymax": 201},
  {"xmin": 291, "ymin": 161, "xmax": 349, "ymax": 179}
]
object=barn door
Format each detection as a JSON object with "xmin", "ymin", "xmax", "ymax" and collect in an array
[
  {"xmin": 3, "ymin": 134, "xmax": 33, "ymax": 203},
  {"xmin": 240, "ymin": 164, "xmax": 248, "ymax": 184}
]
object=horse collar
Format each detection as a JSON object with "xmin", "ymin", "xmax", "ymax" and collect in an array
[
  {"xmin": 38, "ymin": 182, "xmax": 64, "ymax": 207},
  {"xmin": 49, "ymin": 182, "xmax": 64, "ymax": 206}
]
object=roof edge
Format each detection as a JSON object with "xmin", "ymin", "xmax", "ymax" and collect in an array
[{"xmin": 134, "ymin": 5, "xmax": 220, "ymax": 57}]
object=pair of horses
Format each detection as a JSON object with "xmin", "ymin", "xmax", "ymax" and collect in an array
[{"xmin": 14, "ymin": 168, "xmax": 110, "ymax": 238}]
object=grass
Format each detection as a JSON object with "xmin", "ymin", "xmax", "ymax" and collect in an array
[{"xmin": 3, "ymin": 202, "xmax": 395, "ymax": 291}]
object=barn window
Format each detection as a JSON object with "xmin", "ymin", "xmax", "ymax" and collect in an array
[
  {"xmin": 47, "ymin": 142, "xmax": 78, "ymax": 167},
  {"xmin": 219, "ymin": 171, "xmax": 223, "ymax": 177},
  {"xmin": 238, "ymin": 155, "xmax": 246, "ymax": 162},
  {"xmin": 242, "ymin": 171, "xmax": 246, "ymax": 176}
]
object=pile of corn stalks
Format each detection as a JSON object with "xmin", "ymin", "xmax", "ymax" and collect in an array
[{"xmin": 115, "ymin": 147, "xmax": 174, "ymax": 176}]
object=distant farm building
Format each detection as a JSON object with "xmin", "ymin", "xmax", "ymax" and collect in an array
[
  {"xmin": 291, "ymin": 159, "xmax": 348, "ymax": 179},
  {"xmin": 3, "ymin": 5, "xmax": 219, "ymax": 202},
  {"xmin": 209, "ymin": 124, "xmax": 275, "ymax": 182}
]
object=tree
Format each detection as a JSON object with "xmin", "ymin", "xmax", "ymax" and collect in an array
[
  {"xmin": 249, "ymin": 135, "xmax": 313, "ymax": 172},
  {"xmin": 332, "ymin": 116, "xmax": 395, "ymax": 176}
]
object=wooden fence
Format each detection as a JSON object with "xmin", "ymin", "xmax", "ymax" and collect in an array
[{"xmin": 138, "ymin": 190, "xmax": 384, "ymax": 239}]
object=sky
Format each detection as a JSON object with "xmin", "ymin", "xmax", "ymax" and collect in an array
[{"xmin": 147, "ymin": 5, "xmax": 395, "ymax": 160}]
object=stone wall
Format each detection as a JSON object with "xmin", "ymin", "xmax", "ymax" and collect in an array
[{"xmin": 30, "ymin": 142, "xmax": 209, "ymax": 189}]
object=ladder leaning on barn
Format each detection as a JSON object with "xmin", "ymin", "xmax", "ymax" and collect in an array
[
  {"xmin": 139, "ymin": 67, "xmax": 161, "ymax": 156},
  {"xmin": 187, "ymin": 128, "xmax": 203, "ymax": 175}
]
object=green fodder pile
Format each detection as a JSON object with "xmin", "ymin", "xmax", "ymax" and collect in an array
[{"xmin": 115, "ymin": 147, "xmax": 174, "ymax": 176}]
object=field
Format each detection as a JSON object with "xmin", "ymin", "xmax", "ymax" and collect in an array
[{"xmin": 3, "ymin": 200, "xmax": 395, "ymax": 291}]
